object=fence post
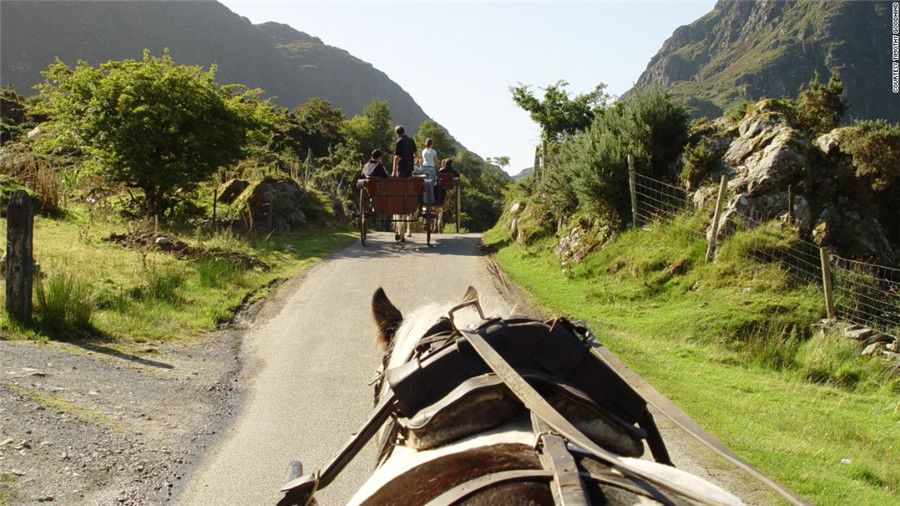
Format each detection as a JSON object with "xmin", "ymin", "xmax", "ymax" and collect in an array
[
  {"xmin": 627, "ymin": 155, "xmax": 638, "ymax": 227},
  {"xmin": 705, "ymin": 175, "xmax": 728, "ymax": 262},
  {"xmin": 212, "ymin": 188, "xmax": 218, "ymax": 231},
  {"xmin": 819, "ymin": 247, "xmax": 836, "ymax": 319},
  {"xmin": 5, "ymin": 190, "xmax": 34, "ymax": 322},
  {"xmin": 786, "ymin": 184, "xmax": 793, "ymax": 225}
]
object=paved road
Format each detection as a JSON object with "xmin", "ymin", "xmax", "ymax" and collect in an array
[
  {"xmin": 180, "ymin": 232, "xmax": 504, "ymax": 505},
  {"xmin": 180, "ymin": 231, "xmax": 773, "ymax": 505}
]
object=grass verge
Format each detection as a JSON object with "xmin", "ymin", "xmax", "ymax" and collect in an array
[
  {"xmin": 484, "ymin": 214, "xmax": 899, "ymax": 505},
  {"xmin": 0, "ymin": 209, "xmax": 353, "ymax": 343}
]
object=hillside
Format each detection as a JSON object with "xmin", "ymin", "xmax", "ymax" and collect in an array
[
  {"xmin": 0, "ymin": 0, "xmax": 430, "ymax": 128},
  {"xmin": 630, "ymin": 0, "xmax": 898, "ymax": 121}
]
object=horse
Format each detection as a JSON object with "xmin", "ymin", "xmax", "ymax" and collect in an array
[{"xmin": 278, "ymin": 287, "xmax": 745, "ymax": 506}]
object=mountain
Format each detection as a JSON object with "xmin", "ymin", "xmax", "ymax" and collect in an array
[
  {"xmin": 629, "ymin": 0, "xmax": 899, "ymax": 122},
  {"xmin": 0, "ymin": 0, "xmax": 430, "ymax": 128}
]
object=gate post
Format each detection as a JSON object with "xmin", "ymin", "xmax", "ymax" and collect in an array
[
  {"xmin": 5, "ymin": 190, "xmax": 34, "ymax": 322},
  {"xmin": 705, "ymin": 176, "xmax": 728, "ymax": 262},
  {"xmin": 627, "ymin": 155, "xmax": 638, "ymax": 227}
]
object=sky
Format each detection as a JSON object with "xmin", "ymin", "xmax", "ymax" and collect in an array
[{"xmin": 219, "ymin": 0, "xmax": 716, "ymax": 176}]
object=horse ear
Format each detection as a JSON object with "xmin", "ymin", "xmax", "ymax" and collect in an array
[
  {"xmin": 372, "ymin": 288, "xmax": 403, "ymax": 350},
  {"xmin": 462, "ymin": 286, "xmax": 479, "ymax": 303}
]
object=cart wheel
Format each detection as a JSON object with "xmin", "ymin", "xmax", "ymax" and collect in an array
[{"xmin": 359, "ymin": 189, "xmax": 367, "ymax": 246}]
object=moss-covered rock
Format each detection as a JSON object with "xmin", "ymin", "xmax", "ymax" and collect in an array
[{"xmin": 231, "ymin": 175, "xmax": 333, "ymax": 232}]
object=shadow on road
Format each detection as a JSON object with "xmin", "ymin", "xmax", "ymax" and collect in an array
[{"xmin": 328, "ymin": 232, "xmax": 484, "ymax": 260}]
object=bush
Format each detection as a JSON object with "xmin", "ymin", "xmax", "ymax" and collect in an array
[
  {"xmin": 0, "ymin": 142, "xmax": 61, "ymax": 215},
  {"xmin": 794, "ymin": 72, "xmax": 846, "ymax": 136},
  {"xmin": 35, "ymin": 273, "xmax": 94, "ymax": 334},
  {"xmin": 680, "ymin": 137, "xmax": 718, "ymax": 189},
  {"xmin": 839, "ymin": 120, "xmax": 900, "ymax": 192}
]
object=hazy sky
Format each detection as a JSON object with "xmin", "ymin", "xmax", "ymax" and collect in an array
[{"xmin": 220, "ymin": 0, "xmax": 715, "ymax": 175}]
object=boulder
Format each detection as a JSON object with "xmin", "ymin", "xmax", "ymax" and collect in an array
[
  {"xmin": 233, "ymin": 177, "xmax": 311, "ymax": 232},
  {"xmin": 554, "ymin": 218, "xmax": 612, "ymax": 264},
  {"xmin": 216, "ymin": 179, "xmax": 250, "ymax": 204},
  {"xmin": 814, "ymin": 130, "xmax": 843, "ymax": 156},
  {"xmin": 729, "ymin": 127, "xmax": 807, "ymax": 197},
  {"xmin": 708, "ymin": 191, "xmax": 808, "ymax": 241}
]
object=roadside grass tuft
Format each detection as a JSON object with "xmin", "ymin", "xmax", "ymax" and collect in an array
[
  {"xmin": 34, "ymin": 272, "xmax": 95, "ymax": 337},
  {"xmin": 2, "ymin": 382, "xmax": 119, "ymax": 429}
]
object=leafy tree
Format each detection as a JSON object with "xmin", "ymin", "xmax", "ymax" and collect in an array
[
  {"xmin": 510, "ymin": 81, "xmax": 608, "ymax": 141},
  {"xmin": 615, "ymin": 87, "xmax": 690, "ymax": 179},
  {"xmin": 342, "ymin": 99, "xmax": 393, "ymax": 160},
  {"xmin": 795, "ymin": 72, "xmax": 847, "ymax": 136},
  {"xmin": 414, "ymin": 119, "xmax": 456, "ymax": 159},
  {"xmin": 34, "ymin": 50, "xmax": 260, "ymax": 219},
  {"xmin": 451, "ymin": 150, "xmax": 509, "ymax": 231},
  {"xmin": 293, "ymin": 98, "xmax": 345, "ymax": 158},
  {"xmin": 840, "ymin": 120, "xmax": 900, "ymax": 192},
  {"xmin": 487, "ymin": 156, "xmax": 510, "ymax": 168}
]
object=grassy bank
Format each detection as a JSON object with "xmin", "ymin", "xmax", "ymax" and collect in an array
[
  {"xmin": 1, "ymin": 209, "xmax": 352, "ymax": 343},
  {"xmin": 484, "ymin": 214, "xmax": 898, "ymax": 505}
]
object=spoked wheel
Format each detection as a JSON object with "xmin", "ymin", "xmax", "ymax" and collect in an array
[{"xmin": 359, "ymin": 189, "xmax": 367, "ymax": 246}]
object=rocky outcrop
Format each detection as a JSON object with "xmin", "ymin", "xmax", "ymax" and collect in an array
[
  {"xmin": 232, "ymin": 177, "xmax": 312, "ymax": 233},
  {"xmin": 216, "ymin": 179, "xmax": 250, "ymax": 204}
]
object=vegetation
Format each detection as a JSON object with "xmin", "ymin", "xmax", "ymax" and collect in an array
[
  {"xmin": 510, "ymin": 81, "xmax": 608, "ymax": 141},
  {"xmin": 33, "ymin": 50, "xmax": 267, "ymax": 220},
  {"xmin": 484, "ymin": 214, "xmax": 898, "ymax": 505},
  {"xmin": 794, "ymin": 72, "xmax": 846, "ymax": 136}
]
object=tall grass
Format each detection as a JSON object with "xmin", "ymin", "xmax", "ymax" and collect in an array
[
  {"xmin": 34, "ymin": 272, "xmax": 94, "ymax": 334},
  {"xmin": 196, "ymin": 257, "xmax": 243, "ymax": 288}
]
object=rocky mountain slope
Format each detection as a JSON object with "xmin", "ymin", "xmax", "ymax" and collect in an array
[
  {"xmin": 0, "ymin": 0, "xmax": 430, "ymax": 128},
  {"xmin": 630, "ymin": 0, "xmax": 898, "ymax": 122}
]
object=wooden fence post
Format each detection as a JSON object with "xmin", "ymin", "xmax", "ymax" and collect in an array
[
  {"xmin": 704, "ymin": 175, "xmax": 728, "ymax": 262},
  {"xmin": 819, "ymin": 247, "xmax": 836, "ymax": 319},
  {"xmin": 786, "ymin": 184, "xmax": 793, "ymax": 225},
  {"xmin": 5, "ymin": 190, "xmax": 34, "ymax": 322},
  {"xmin": 212, "ymin": 188, "xmax": 218, "ymax": 231},
  {"xmin": 627, "ymin": 155, "xmax": 638, "ymax": 227}
]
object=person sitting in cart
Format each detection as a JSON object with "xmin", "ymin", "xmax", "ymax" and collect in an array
[
  {"xmin": 435, "ymin": 158, "xmax": 459, "ymax": 205},
  {"xmin": 413, "ymin": 152, "xmax": 437, "ymax": 205},
  {"xmin": 361, "ymin": 149, "xmax": 389, "ymax": 179}
]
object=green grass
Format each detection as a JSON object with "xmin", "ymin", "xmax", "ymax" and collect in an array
[
  {"xmin": 0, "ymin": 208, "xmax": 353, "ymax": 342},
  {"xmin": 483, "ymin": 214, "xmax": 899, "ymax": 505},
  {"xmin": 2, "ymin": 382, "xmax": 120, "ymax": 429}
]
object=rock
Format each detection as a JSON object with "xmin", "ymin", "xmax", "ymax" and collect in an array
[
  {"xmin": 216, "ymin": 179, "xmax": 250, "ymax": 204},
  {"xmin": 843, "ymin": 327, "xmax": 873, "ymax": 340},
  {"xmin": 26, "ymin": 126, "xmax": 40, "ymax": 138},
  {"xmin": 283, "ymin": 245, "xmax": 298, "ymax": 253},
  {"xmin": 0, "ymin": 438, "xmax": 13, "ymax": 446},
  {"xmin": 10, "ymin": 469, "xmax": 26, "ymax": 476},
  {"xmin": 154, "ymin": 236, "xmax": 173, "ymax": 248},
  {"xmin": 554, "ymin": 218, "xmax": 612, "ymax": 264},
  {"xmin": 861, "ymin": 342, "xmax": 885, "ymax": 356},
  {"xmin": 814, "ymin": 130, "xmax": 843, "ymax": 156},
  {"xmin": 509, "ymin": 202, "xmax": 522, "ymax": 215},
  {"xmin": 861, "ymin": 333, "xmax": 893, "ymax": 346},
  {"xmin": 233, "ymin": 177, "xmax": 312, "ymax": 233}
]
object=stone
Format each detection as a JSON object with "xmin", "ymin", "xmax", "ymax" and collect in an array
[
  {"xmin": 283, "ymin": 245, "xmax": 298, "ymax": 253},
  {"xmin": 509, "ymin": 202, "xmax": 522, "ymax": 215},
  {"xmin": 154, "ymin": 236, "xmax": 173, "ymax": 247},
  {"xmin": 861, "ymin": 333, "xmax": 893, "ymax": 346},
  {"xmin": 861, "ymin": 342, "xmax": 884, "ymax": 356},
  {"xmin": 233, "ymin": 177, "xmax": 312, "ymax": 233},
  {"xmin": 842, "ymin": 327, "xmax": 872, "ymax": 340},
  {"xmin": 814, "ymin": 130, "xmax": 843, "ymax": 156},
  {"xmin": 216, "ymin": 179, "xmax": 250, "ymax": 204}
]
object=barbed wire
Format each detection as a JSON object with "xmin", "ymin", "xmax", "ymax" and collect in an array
[{"xmin": 632, "ymin": 171, "xmax": 899, "ymax": 337}]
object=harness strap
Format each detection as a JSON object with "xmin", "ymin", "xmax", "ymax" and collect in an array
[
  {"xmin": 459, "ymin": 328, "xmax": 737, "ymax": 506},
  {"xmin": 423, "ymin": 469, "xmax": 552, "ymax": 506},
  {"xmin": 538, "ymin": 432, "xmax": 591, "ymax": 505}
]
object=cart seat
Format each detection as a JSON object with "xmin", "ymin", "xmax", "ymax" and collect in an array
[
  {"xmin": 364, "ymin": 177, "xmax": 424, "ymax": 215},
  {"xmin": 439, "ymin": 173, "xmax": 458, "ymax": 190}
]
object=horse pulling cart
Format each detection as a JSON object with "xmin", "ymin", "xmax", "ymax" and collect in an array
[{"xmin": 357, "ymin": 174, "xmax": 461, "ymax": 247}]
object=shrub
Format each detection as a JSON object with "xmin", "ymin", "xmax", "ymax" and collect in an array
[
  {"xmin": 839, "ymin": 120, "xmax": 900, "ymax": 192},
  {"xmin": 794, "ymin": 72, "xmax": 846, "ymax": 136},
  {"xmin": 0, "ymin": 142, "xmax": 61, "ymax": 215},
  {"xmin": 35, "ymin": 273, "xmax": 94, "ymax": 334},
  {"xmin": 196, "ymin": 257, "xmax": 241, "ymax": 288},
  {"xmin": 723, "ymin": 99, "xmax": 753, "ymax": 123},
  {"xmin": 680, "ymin": 137, "xmax": 718, "ymax": 189}
]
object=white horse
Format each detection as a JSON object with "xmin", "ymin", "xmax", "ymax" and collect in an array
[{"xmin": 341, "ymin": 287, "xmax": 746, "ymax": 506}]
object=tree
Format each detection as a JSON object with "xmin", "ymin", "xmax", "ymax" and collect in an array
[
  {"xmin": 487, "ymin": 156, "xmax": 510, "ymax": 168},
  {"xmin": 342, "ymin": 99, "xmax": 393, "ymax": 159},
  {"xmin": 615, "ymin": 87, "xmax": 690, "ymax": 179},
  {"xmin": 510, "ymin": 81, "xmax": 609, "ymax": 141},
  {"xmin": 795, "ymin": 72, "xmax": 847, "ymax": 136},
  {"xmin": 0, "ymin": 86, "xmax": 30, "ymax": 143},
  {"xmin": 293, "ymin": 98, "xmax": 346, "ymax": 158},
  {"xmin": 414, "ymin": 119, "xmax": 457, "ymax": 160},
  {"xmin": 34, "ymin": 50, "xmax": 259, "ymax": 219}
]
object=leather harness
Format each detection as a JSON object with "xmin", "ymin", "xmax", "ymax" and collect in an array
[{"xmin": 277, "ymin": 301, "xmax": 734, "ymax": 505}]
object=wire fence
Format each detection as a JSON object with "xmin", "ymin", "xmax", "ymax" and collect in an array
[{"xmin": 632, "ymin": 171, "xmax": 899, "ymax": 338}]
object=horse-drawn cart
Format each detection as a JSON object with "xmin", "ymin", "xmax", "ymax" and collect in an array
[{"xmin": 358, "ymin": 174, "xmax": 461, "ymax": 246}]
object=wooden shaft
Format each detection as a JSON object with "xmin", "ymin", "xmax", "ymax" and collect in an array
[
  {"xmin": 627, "ymin": 155, "xmax": 637, "ymax": 227},
  {"xmin": 705, "ymin": 176, "xmax": 728, "ymax": 262},
  {"xmin": 786, "ymin": 184, "xmax": 793, "ymax": 225},
  {"xmin": 820, "ymin": 248, "xmax": 835, "ymax": 319},
  {"xmin": 5, "ymin": 190, "xmax": 34, "ymax": 322}
]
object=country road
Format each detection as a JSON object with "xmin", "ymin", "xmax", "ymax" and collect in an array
[{"xmin": 179, "ymin": 231, "xmax": 775, "ymax": 506}]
